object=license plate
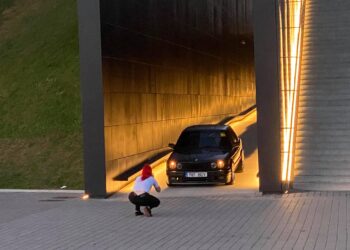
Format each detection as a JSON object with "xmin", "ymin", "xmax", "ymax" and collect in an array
[{"xmin": 185, "ymin": 172, "xmax": 208, "ymax": 178}]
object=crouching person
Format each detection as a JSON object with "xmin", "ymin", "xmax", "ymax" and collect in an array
[{"xmin": 128, "ymin": 164, "xmax": 161, "ymax": 217}]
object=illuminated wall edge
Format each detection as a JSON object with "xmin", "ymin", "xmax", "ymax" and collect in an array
[{"xmin": 278, "ymin": 0, "xmax": 306, "ymax": 190}]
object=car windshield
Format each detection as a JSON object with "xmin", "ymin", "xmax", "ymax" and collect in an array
[{"xmin": 174, "ymin": 130, "xmax": 232, "ymax": 153}]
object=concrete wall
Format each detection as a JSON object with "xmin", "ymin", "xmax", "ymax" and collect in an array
[
  {"xmin": 294, "ymin": 0, "xmax": 350, "ymax": 191},
  {"xmin": 253, "ymin": 0, "xmax": 282, "ymax": 193},
  {"xmin": 78, "ymin": 0, "xmax": 106, "ymax": 197},
  {"xmin": 100, "ymin": 0, "xmax": 256, "ymax": 193}
]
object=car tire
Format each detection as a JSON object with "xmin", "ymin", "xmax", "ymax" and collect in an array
[
  {"xmin": 235, "ymin": 154, "xmax": 244, "ymax": 173},
  {"xmin": 225, "ymin": 169, "xmax": 234, "ymax": 185},
  {"xmin": 167, "ymin": 178, "xmax": 174, "ymax": 187}
]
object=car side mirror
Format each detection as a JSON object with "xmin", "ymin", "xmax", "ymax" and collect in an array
[
  {"xmin": 232, "ymin": 139, "xmax": 240, "ymax": 151},
  {"xmin": 168, "ymin": 143, "xmax": 175, "ymax": 149}
]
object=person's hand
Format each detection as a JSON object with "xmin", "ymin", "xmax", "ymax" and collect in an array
[{"xmin": 155, "ymin": 186, "xmax": 161, "ymax": 192}]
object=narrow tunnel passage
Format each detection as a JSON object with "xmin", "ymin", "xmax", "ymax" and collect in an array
[
  {"xmin": 78, "ymin": 0, "xmax": 311, "ymax": 196},
  {"xmin": 78, "ymin": 0, "xmax": 258, "ymax": 197},
  {"xmin": 100, "ymin": 0, "xmax": 256, "ymax": 195}
]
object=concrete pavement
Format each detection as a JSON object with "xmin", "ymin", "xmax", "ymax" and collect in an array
[
  {"xmin": 1, "ymin": 190, "xmax": 350, "ymax": 249},
  {"xmin": 2, "ymin": 112, "xmax": 347, "ymax": 249}
]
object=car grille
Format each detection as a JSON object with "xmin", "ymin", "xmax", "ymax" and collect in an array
[{"xmin": 181, "ymin": 162, "xmax": 212, "ymax": 171}]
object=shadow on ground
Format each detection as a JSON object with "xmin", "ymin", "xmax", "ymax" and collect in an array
[{"xmin": 239, "ymin": 122, "xmax": 257, "ymax": 158}]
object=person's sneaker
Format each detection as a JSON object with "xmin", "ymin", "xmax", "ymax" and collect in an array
[
  {"xmin": 143, "ymin": 207, "xmax": 152, "ymax": 217},
  {"xmin": 135, "ymin": 211, "xmax": 144, "ymax": 216}
]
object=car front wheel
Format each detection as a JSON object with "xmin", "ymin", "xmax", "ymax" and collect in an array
[
  {"xmin": 225, "ymin": 169, "xmax": 235, "ymax": 185},
  {"xmin": 167, "ymin": 178, "xmax": 174, "ymax": 187},
  {"xmin": 235, "ymin": 154, "xmax": 244, "ymax": 173}
]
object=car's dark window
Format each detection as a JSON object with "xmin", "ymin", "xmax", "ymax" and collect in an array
[
  {"xmin": 175, "ymin": 130, "xmax": 232, "ymax": 153},
  {"xmin": 227, "ymin": 127, "xmax": 239, "ymax": 144}
]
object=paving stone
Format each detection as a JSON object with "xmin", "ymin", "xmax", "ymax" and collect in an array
[{"xmin": 0, "ymin": 191, "xmax": 349, "ymax": 249}]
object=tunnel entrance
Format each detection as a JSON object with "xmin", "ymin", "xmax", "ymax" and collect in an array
[
  {"xmin": 78, "ymin": 0, "xmax": 307, "ymax": 197},
  {"xmin": 100, "ymin": 0, "xmax": 257, "ymax": 196},
  {"xmin": 78, "ymin": 0, "xmax": 277, "ymax": 197}
]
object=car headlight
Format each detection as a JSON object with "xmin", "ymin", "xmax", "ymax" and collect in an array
[
  {"xmin": 176, "ymin": 163, "xmax": 182, "ymax": 169},
  {"xmin": 217, "ymin": 160, "xmax": 225, "ymax": 169},
  {"xmin": 168, "ymin": 160, "xmax": 177, "ymax": 170},
  {"xmin": 211, "ymin": 162, "xmax": 217, "ymax": 169}
]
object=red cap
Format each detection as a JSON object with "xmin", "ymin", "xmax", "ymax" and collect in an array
[{"xmin": 141, "ymin": 164, "xmax": 153, "ymax": 181}]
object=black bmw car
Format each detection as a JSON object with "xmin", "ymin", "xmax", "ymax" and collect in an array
[{"xmin": 166, "ymin": 125, "xmax": 244, "ymax": 185}]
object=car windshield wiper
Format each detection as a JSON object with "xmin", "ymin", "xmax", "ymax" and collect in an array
[
  {"xmin": 175, "ymin": 147, "xmax": 199, "ymax": 153},
  {"xmin": 199, "ymin": 146, "xmax": 218, "ymax": 149}
]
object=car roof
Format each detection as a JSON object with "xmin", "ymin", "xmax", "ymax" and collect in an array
[{"xmin": 183, "ymin": 124, "xmax": 230, "ymax": 132}]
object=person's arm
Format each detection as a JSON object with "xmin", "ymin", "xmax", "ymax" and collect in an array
[
  {"xmin": 153, "ymin": 179, "xmax": 161, "ymax": 192},
  {"xmin": 155, "ymin": 185, "xmax": 161, "ymax": 192}
]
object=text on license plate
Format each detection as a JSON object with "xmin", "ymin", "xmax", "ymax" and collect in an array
[{"xmin": 186, "ymin": 172, "xmax": 208, "ymax": 178}]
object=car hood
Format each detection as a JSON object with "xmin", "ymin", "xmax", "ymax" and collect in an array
[{"xmin": 170, "ymin": 150, "xmax": 230, "ymax": 162}]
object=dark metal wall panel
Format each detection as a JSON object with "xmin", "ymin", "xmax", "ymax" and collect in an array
[
  {"xmin": 77, "ymin": 0, "xmax": 106, "ymax": 197},
  {"xmin": 100, "ymin": 0, "xmax": 256, "ymax": 193},
  {"xmin": 253, "ymin": 0, "xmax": 282, "ymax": 192}
]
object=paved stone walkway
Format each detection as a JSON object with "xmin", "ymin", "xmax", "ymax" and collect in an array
[
  {"xmin": 2, "ymin": 112, "xmax": 346, "ymax": 249},
  {"xmin": 1, "ymin": 112, "xmax": 346, "ymax": 249},
  {"xmin": 1, "ymin": 190, "xmax": 349, "ymax": 249}
]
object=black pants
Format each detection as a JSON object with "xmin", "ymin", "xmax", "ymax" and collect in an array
[{"xmin": 128, "ymin": 192, "xmax": 160, "ymax": 211}]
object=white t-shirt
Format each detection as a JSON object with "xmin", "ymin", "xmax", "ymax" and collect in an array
[{"xmin": 133, "ymin": 176, "xmax": 159, "ymax": 195}]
